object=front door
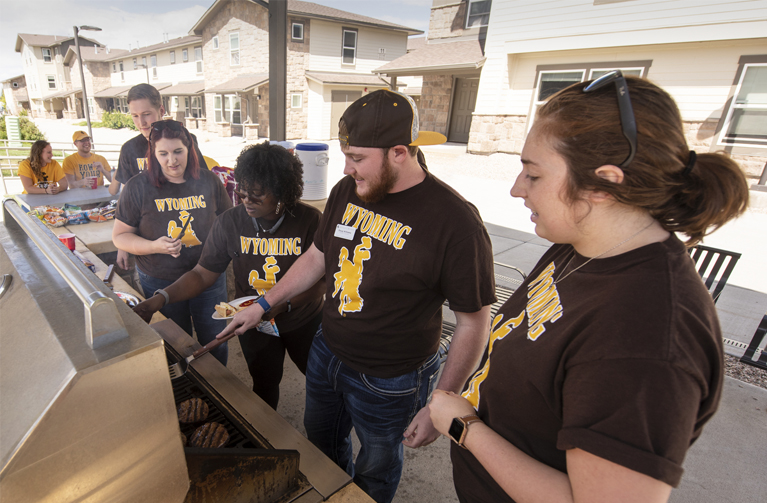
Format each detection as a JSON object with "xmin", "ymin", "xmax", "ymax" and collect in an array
[
  {"xmin": 330, "ymin": 91, "xmax": 362, "ymax": 139},
  {"xmin": 447, "ymin": 78, "xmax": 479, "ymax": 143}
]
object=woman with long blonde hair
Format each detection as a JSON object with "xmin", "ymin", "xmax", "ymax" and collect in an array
[{"xmin": 19, "ymin": 140, "xmax": 68, "ymax": 194}]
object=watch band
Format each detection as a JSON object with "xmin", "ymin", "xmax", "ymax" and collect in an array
[
  {"xmin": 257, "ymin": 296, "xmax": 271, "ymax": 312},
  {"xmin": 449, "ymin": 414, "xmax": 482, "ymax": 449},
  {"xmin": 286, "ymin": 299, "xmax": 292, "ymax": 313},
  {"xmin": 154, "ymin": 288, "xmax": 170, "ymax": 307}
]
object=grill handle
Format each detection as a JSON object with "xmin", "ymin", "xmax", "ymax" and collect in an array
[{"xmin": 3, "ymin": 199, "xmax": 127, "ymax": 349}]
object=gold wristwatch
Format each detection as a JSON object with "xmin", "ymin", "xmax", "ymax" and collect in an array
[{"xmin": 448, "ymin": 414, "xmax": 482, "ymax": 449}]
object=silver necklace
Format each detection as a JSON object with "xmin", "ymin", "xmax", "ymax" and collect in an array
[{"xmin": 554, "ymin": 221, "xmax": 655, "ymax": 284}]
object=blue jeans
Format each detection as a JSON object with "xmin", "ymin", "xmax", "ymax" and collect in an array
[
  {"xmin": 137, "ymin": 268, "xmax": 228, "ymax": 365},
  {"xmin": 304, "ymin": 327, "xmax": 441, "ymax": 503}
]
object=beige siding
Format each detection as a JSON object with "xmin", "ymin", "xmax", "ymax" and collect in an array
[
  {"xmin": 308, "ymin": 20, "xmax": 408, "ymax": 73},
  {"xmin": 306, "ymin": 79, "xmax": 326, "ymax": 139}
]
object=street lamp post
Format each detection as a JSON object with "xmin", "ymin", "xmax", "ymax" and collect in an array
[{"xmin": 73, "ymin": 25, "xmax": 102, "ymax": 140}]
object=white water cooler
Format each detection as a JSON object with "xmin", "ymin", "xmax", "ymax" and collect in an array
[{"xmin": 296, "ymin": 143, "xmax": 329, "ymax": 200}]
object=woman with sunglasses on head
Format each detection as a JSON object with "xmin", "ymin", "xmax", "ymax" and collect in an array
[
  {"xmin": 429, "ymin": 73, "xmax": 749, "ymax": 503},
  {"xmin": 132, "ymin": 142, "xmax": 324, "ymax": 410},
  {"xmin": 113, "ymin": 120, "xmax": 232, "ymax": 364}
]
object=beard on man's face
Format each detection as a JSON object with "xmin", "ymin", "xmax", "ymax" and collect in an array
[{"xmin": 356, "ymin": 156, "xmax": 397, "ymax": 204}]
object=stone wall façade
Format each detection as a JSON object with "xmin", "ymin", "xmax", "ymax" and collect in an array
[
  {"xmin": 419, "ymin": 74, "xmax": 453, "ymax": 136},
  {"xmin": 286, "ymin": 16, "xmax": 310, "ymax": 140},
  {"xmin": 428, "ymin": 2, "xmax": 470, "ymax": 40}
]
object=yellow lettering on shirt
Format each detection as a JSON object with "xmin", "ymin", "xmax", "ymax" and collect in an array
[
  {"xmin": 337, "ymin": 204, "xmax": 410, "ymax": 251},
  {"xmin": 526, "ymin": 262, "xmax": 563, "ymax": 341},
  {"xmin": 241, "ymin": 237, "xmax": 301, "ymax": 256},
  {"xmin": 154, "ymin": 195, "xmax": 206, "ymax": 212},
  {"xmin": 136, "ymin": 157, "xmax": 148, "ymax": 171}
]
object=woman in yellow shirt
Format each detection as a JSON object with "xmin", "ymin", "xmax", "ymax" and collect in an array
[{"xmin": 18, "ymin": 140, "xmax": 68, "ymax": 195}]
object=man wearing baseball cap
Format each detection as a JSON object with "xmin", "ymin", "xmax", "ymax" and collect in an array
[
  {"xmin": 218, "ymin": 89, "xmax": 495, "ymax": 502},
  {"xmin": 63, "ymin": 131, "xmax": 114, "ymax": 189}
]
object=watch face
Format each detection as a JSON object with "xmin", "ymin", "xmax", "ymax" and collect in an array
[{"xmin": 448, "ymin": 417, "xmax": 464, "ymax": 443}]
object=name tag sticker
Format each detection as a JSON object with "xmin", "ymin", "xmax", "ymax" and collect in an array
[{"xmin": 335, "ymin": 224, "xmax": 356, "ymax": 240}]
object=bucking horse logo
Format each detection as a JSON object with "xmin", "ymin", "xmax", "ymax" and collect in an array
[{"xmin": 332, "ymin": 237, "xmax": 372, "ymax": 316}]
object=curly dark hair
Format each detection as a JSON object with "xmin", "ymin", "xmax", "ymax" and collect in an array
[{"xmin": 234, "ymin": 142, "xmax": 304, "ymax": 209}]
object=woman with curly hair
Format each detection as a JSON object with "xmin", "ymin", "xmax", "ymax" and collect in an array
[
  {"xmin": 113, "ymin": 120, "xmax": 232, "ymax": 364},
  {"xmin": 133, "ymin": 142, "xmax": 324, "ymax": 409},
  {"xmin": 429, "ymin": 73, "xmax": 749, "ymax": 503},
  {"xmin": 19, "ymin": 140, "xmax": 68, "ymax": 194}
]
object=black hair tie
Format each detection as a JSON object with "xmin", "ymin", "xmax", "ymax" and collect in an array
[{"xmin": 682, "ymin": 150, "xmax": 697, "ymax": 176}]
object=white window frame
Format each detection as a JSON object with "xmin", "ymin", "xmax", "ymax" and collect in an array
[
  {"xmin": 112, "ymin": 62, "xmax": 117, "ymax": 72},
  {"xmin": 212, "ymin": 36, "xmax": 219, "ymax": 49},
  {"xmin": 191, "ymin": 96, "xmax": 203, "ymax": 118},
  {"xmin": 133, "ymin": 58, "xmax": 137, "ymax": 70},
  {"xmin": 230, "ymin": 33, "xmax": 240, "ymax": 66},
  {"xmin": 195, "ymin": 46, "xmax": 203, "ymax": 74},
  {"xmin": 182, "ymin": 48, "xmax": 189, "ymax": 62},
  {"xmin": 170, "ymin": 51, "xmax": 175, "ymax": 64},
  {"xmin": 88, "ymin": 98, "xmax": 95, "ymax": 114},
  {"xmin": 528, "ymin": 62, "xmax": 649, "ymax": 132},
  {"xmin": 142, "ymin": 56, "xmax": 147, "ymax": 68},
  {"xmin": 292, "ymin": 23, "xmax": 304, "ymax": 41},
  {"xmin": 342, "ymin": 29, "xmax": 357, "ymax": 65},
  {"xmin": 717, "ymin": 61, "xmax": 767, "ymax": 148},
  {"xmin": 42, "ymin": 48, "xmax": 52, "ymax": 63},
  {"xmin": 466, "ymin": 0, "xmax": 492, "ymax": 29},
  {"xmin": 291, "ymin": 93, "xmax": 303, "ymax": 108},
  {"xmin": 215, "ymin": 95, "xmax": 223, "ymax": 122},
  {"xmin": 47, "ymin": 75, "xmax": 56, "ymax": 90},
  {"xmin": 150, "ymin": 55, "xmax": 157, "ymax": 79}
]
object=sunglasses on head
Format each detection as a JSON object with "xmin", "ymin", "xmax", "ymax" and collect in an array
[
  {"xmin": 151, "ymin": 120, "xmax": 185, "ymax": 136},
  {"xmin": 583, "ymin": 70, "xmax": 637, "ymax": 169}
]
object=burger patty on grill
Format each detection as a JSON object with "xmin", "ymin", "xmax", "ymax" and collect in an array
[
  {"xmin": 177, "ymin": 398, "xmax": 209, "ymax": 423},
  {"xmin": 190, "ymin": 422, "xmax": 229, "ymax": 448}
]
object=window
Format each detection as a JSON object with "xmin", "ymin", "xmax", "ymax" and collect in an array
[
  {"xmin": 230, "ymin": 33, "xmax": 240, "ymax": 66},
  {"xmin": 342, "ymin": 29, "xmax": 357, "ymax": 65},
  {"xmin": 215, "ymin": 95, "xmax": 223, "ymax": 122},
  {"xmin": 191, "ymin": 96, "xmax": 203, "ymax": 118},
  {"xmin": 529, "ymin": 61, "xmax": 650, "ymax": 130},
  {"xmin": 170, "ymin": 51, "xmax": 175, "ymax": 64},
  {"xmin": 12, "ymin": 81, "xmax": 18, "ymax": 88},
  {"xmin": 212, "ymin": 36, "xmax": 219, "ymax": 49},
  {"xmin": 42, "ymin": 48, "xmax": 52, "ymax": 62},
  {"xmin": 119, "ymin": 61, "xmax": 124, "ymax": 71},
  {"xmin": 47, "ymin": 75, "xmax": 56, "ymax": 89},
  {"xmin": 112, "ymin": 62, "xmax": 117, "ymax": 72},
  {"xmin": 291, "ymin": 93, "xmax": 302, "ymax": 108},
  {"xmin": 133, "ymin": 58, "xmax": 137, "ymax": 70},
  {"xmin": 466, "ymin": 0, "xmax": 492, "ymax": 28},
  {"xmin": 142, "ymin": 56, "xmax": 147, "ymax": 68},
  {"xmin": 719, "ymin": 61, "xmax": 767, "ymax": 147},
  {"xmin": 121, "ymin": 71, "xmax": 125, "ymax": 82},
  {"xmin": 173, "ymin": 97, "xmax": 179, "ymax": 110},
  {"xmin": 183, "ymin": 48, "xmax": 188, "ymax": 62},
  {"xmin": 88, "ymin": 98, "xmax": 95, "ymax": 114},
  {"xmin": 195, "ymin": 46, "xmax": 203, "ymax": 74},
  {"xmin": 150, "ymin": 55, "xmax": 157, "ymax": 78},
  {"xmin": 292, "ymin": 23, "xmax": 304, "ymax": 41}
]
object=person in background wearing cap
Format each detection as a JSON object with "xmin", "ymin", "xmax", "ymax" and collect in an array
[
  {"xmin": 63, "ymin": 131, "xmax": 114, "ymax": 189},
  {"xmin": 217, "ymin": 89, "xmax": 496, "ymax": 503},
  {"xmin": 113, "ymin": 83, "xmax": 208, "ymax": 272}
]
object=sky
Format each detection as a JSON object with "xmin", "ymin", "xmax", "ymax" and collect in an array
[{"xmin": 0, "ymin": 0, "xmax": 432, "ymax": 82}]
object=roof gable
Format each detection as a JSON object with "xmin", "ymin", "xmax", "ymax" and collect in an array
[{"xmin": 15, "ymin": 33, "xmax": 102, "ymax": 52}]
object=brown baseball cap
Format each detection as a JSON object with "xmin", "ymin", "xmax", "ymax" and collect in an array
[
  {"xmin": 72, "ymin": 131, "xmax": 90, "ymax": 142},
  {"xmin": 339, "ymin": 89, "xmax": 446, "ymax": 148}
]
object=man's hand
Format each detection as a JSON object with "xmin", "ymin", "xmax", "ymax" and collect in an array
[
  {"xmin": 133, "ymin": 294, "xmax": 165, "ymax": 323},
  {"xmin": 402, "ymin": 406, "xmax": 440, "ymax": 448},
  {"xmin": 116, "ymin": 249, "xmax": 131, "ymax": 270},
  {"xmin": 48, "ymin": 183, "xmax": 61, "ymax": 195},
  {"xmin": 215, "ymin": 304, "xmax": 266, "ymax": 340}
]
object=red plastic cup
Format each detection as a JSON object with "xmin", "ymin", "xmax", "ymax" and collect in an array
[
  {"xmin": 86, "ymin": 177, "xmax": 98, "ymax": 189},
  {"xmin": 58, "ymin": 233, "xmax": 76, "ymax": 251}
]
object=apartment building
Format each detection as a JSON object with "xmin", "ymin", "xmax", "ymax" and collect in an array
[
  {"xmin": 190, "ymin": 0, "xmax": 422, "ymax": 139},
  {"xmin": 62, "ymin": 45, "xmax": 130, "ymax": 120},
  {"xmin": 14, "ymin": 33, "xmax": 102, "ymax": 118},
  {"xmin": 1, "ymin": 75, "xmax": 29, "ymax": 116}
]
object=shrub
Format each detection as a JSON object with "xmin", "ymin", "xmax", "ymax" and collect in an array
[
  {"xmin": 0, "ymin": 116, "xmax": 45, "ymax": 141},
  {"xmin": 19, "ymin": 109, "xmax": 28, "ymax": 117},
  {"xmin": 102, "ymin": 111, "xmax": 137, "ymax": 131}
]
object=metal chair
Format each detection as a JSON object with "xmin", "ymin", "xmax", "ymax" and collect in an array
[
  {"xmin": 740, "ymin": 314, "xmax": 767, "ymax": 370},
  {"xmin": 687, "ymin": 245, "xmax": 741, "ymax": 303}
]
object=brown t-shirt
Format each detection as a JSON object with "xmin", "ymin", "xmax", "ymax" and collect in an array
[
  {"xmin": 198, "ymin": 203, "xmax": 323, "ymax": 333},
  {"xmin": 314, "ymin": 172, "xmax": 497, "ymax": 378},
  {"xmin": 115, "ymin": 169, "xmax": 232, "ymax": 280},
  {"xmin": 451, "ymin": 236, "xmax": 723, "ymax": 501}
]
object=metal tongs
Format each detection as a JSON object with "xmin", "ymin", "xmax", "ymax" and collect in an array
[{"xmin": 168, "ymin": 331, "xmax": 238, "ymax": 379}]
